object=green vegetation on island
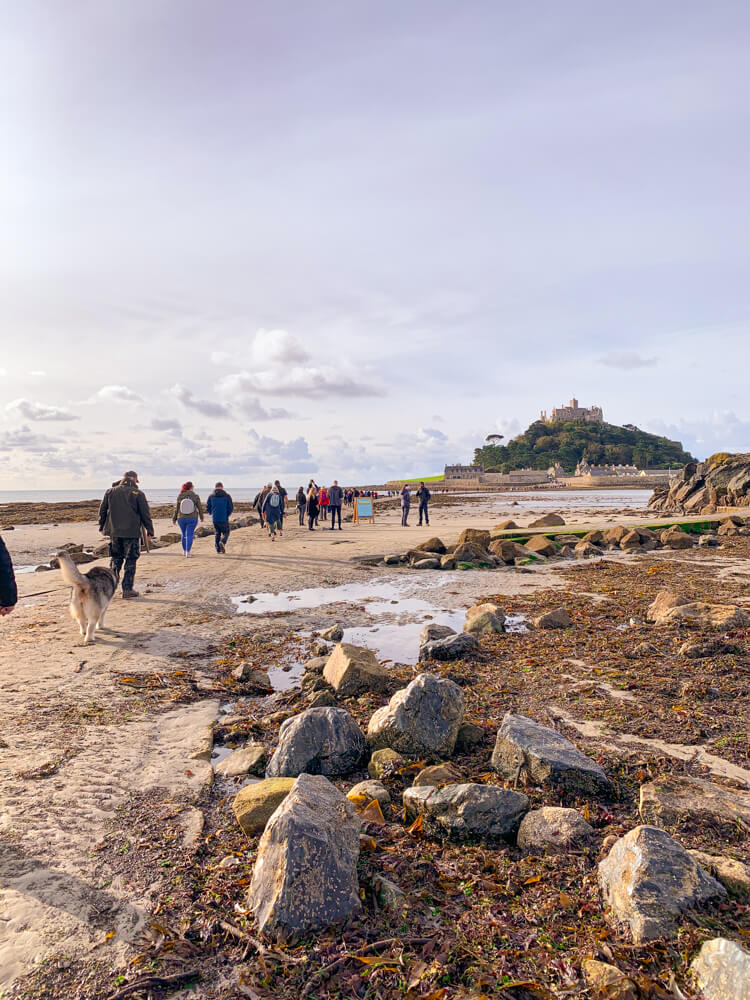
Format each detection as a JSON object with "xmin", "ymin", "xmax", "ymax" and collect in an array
[{"xmin": 474, "ymin": 420, "xmax": 695, "ymax": 474}]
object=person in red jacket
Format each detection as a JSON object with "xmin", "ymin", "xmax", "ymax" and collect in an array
[{"xmin": 319, "ymin": 486, "xmax": 329, "ymax": 522}]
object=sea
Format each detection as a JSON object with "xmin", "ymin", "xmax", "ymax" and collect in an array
[{"xmin": 0, "ymin": 488, "xmax": 266, "ymax": 505}]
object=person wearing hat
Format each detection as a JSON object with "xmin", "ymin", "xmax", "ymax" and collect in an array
[
  {"xmin": 98, "ymin": 471, "xmax": 155, "ymax": 598},
  {"xmin": 206, "ymin": 481, "xmax": 234, "ymax": 553}
]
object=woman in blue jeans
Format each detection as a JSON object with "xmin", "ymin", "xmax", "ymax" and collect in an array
[{"xmin": 173, "ymin": 481, "xmax": 204, "ymax": 557}]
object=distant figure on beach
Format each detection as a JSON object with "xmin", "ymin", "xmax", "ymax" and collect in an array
[
  {"xmin": 207, "ymin": 482, "xmax": 233, "ymax": 554},
  {"xmin": 328, "ymin": 480, "xmax": 343, "ymax": 530},
  {"xmin": 307, "ymin": 484, "xmax": 319, "ymax": 530},
  {"xmin": 416, "ymin": 481, "xmax": 431, "ymax": 526},
  {"xmin": 257, "ymin": 483, "xmax": 272, "ymax": 531},
  {"xmin": 296, "ymin": 486, "xmax": 306, "ymax": 526},
  {"xmin": 0, "ymin": 536, "xmax": 17, "ymax": 616},
  {"xmin": 263, "ymin": 485, "xmax": 283, "ymax": 540},
  {"xmin": 173, "ymin": 482, "xmax": 204, "ymax": 557},
  {"xmin": 98, "ymin": 471, "xmax": 155, "ymax": 598},
  {"xmin": 274, "ymin": 480, "xmax": 288, "ymax": 528},
  {"xmin": 400, "ymin": 484, "xmax": 411, "ymax": 526},
  {"xmin": 319, "ymin": 486, "xmax": 329, "ymax": 521}
]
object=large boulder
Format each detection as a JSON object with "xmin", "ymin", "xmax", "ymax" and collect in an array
[
  {"xmin": 323, "ymin": 643, "xmax": 389, "ymax": 698},
  {"xmin": 420, "ymin": 623, "xmax": 456, "ymax": 645},
  {"xmin": 247, "ymin": 774, "xmax": 361, "ymax": 940},
  {"xmin": 265, "ymin": 707, "xmax": 367, "ymax": 778},
  {"xmin": 660, "ymin": 525, "xmax": 696, "ymax": 549},
  {"xmin": 689, "ymin": 852, "xmax": 750, "ymax": 899},
  {"xmin": 691, "ymin": 938, "xmax": 750, "ymax": 1000},
  {"xmin": 646, "ymin": 590, "xmax": 691, "ymax": 622},
  {"xmin": 367, "ymin": 673, "xmax": 465, "ymax": 757},
  {"xmin": 452, "ymin": 542, "xmax": 492, "ymax": 564},
  {"xmin": 463, "ymin": 610, "xmax": 505, "ymax": 636},
  {"xmin": 233, "ymin": 778, "xmax": 296, "ymax": 836},
  {"xmin": 216, "ymin": 743, "xmax": 267, "ymax": 778},
  {"xmin": 574, "ymin": 540, "xmax": 603, "ymax": 559},
  {"xmin": 639, "ymin": 775, "xmax": 750, "ymax": 831},
  {"xmin": 403, "ymin": 783, "xmax": 529, "ymax": 841},
  {"xmin": 525, "ymin": 535, "xmax": 557, "ymax": 557},
  {"xmin": 598, "ymin": 825, "xmax": 726, "ymax": 942},
  {"xmin": 489, "ymin": 539, "xmax": 530, "ymax": 563},
  {"xmin": 516, "ymin": 806, "xmax": 594, "ymax": 852},
  {"xmin": 529, "ymin": 513, "xmax": 565, "ymax": 527},
  {"xmin": 419, "ymin": 631, "xmax": 479, "ymax": 661},
  {"xmin": 456, "ymin": 528, "xmax": 491, "ymax": 549},
  {"xmin": 494, "ymin": 519, "xmax": 518, "ymax": 531},
  {"xmin": 414, "ymin": 536, "xmax": 447, "ymax": 555},
  {"xmin": 654, "ymin": 602, "xmax": 750, "ymax": 629},
  {"xmin": 532, "ymin": 607, "xmax": 572, "ymax": 629},
  {"xmin": 491, "ymin": 714, "xmax": 612, "ymax": 797},
  {"xmin": 649, "ymin": 454, "xmax": 750, "ymax": 512}
]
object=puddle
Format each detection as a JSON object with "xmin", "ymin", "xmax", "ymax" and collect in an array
[{"xmin": 233, "ymin": 578, "xmax": 440, "ymax": 615}]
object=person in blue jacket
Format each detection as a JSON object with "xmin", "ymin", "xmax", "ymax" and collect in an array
[{"xmin": 206, "ymin": 482, "xmax": 234, "ymax": 554}]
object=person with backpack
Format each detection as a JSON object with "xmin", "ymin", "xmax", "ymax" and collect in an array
[
  {"xmin": 206, "ymin": 482, "xmax": 234, "ymax": 553},
  {"xmin": 416, "ymin": 481, "xmax": 431, "ymax": 526},
  {"xmin": 400, "ymin": 483, "xmax": 411, "ymax": 527},
  {"xmin": 172, "ymin": 481, "xmax": 204, "ymax": 557},
  {"xmin": 262, "ymin": 485, "xmax": 283, "ymax": 540},
  {"xmin": 296, "ymin": 486, "xmax": 306, "ymax": 526}
]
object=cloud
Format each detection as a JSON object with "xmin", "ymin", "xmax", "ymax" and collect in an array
[
  {"xmin": 219, "ymin": 366, "xmax": 383, "ymax": 400},
  {"xmin": 246, "ymin": 430, "xmax": 313, "ymax": 464},
  {"xmin": 150, "ymin": 417, "xmax": 183, "ymax": 436},
  {"xmin": 170, "ymin": 383, "xmax": 231, "ymax": 418},
  {"xmin": 237, "ymin": 396, "xmax": 292, "ymax": 421},
  {"xmin": 6, "ymin": 398, "xmax": 79, "ymax": 422},
  {"xmin": 91, "ymin": 385, "xmax": 145, "ymax": 404},
  {"xmin": 28, "ymin": 370, "xmax": 47, "ymax": 377},
  {"xmin": 418, "ymin": 426, "xmax": 448, "ymax": 442},
  {"xmin": 645, "ymin": 411, "xmax": 750, "ymax": 461},
  {"xmin": 0, "ymin": 425, "xmax": 61, "ymax": 452},
  {"xmin": 598, "ymin": 351, "xmax": 658, "ymax": 370},
  {"xmin": 251, "ymin": 328, "xmax": 310, "ymax": 366}
]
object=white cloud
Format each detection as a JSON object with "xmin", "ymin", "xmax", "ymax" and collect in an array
[
  {"xmin": 0, "ymin": 425, "xmax": 62, "ymax": 452},
  {"xmin": 418, "ymin": 426, "xmax": 448, "ymax": 442},
  {"xmin": 219, "ymin": 366, "xmax": 383, "ymax": 400},
  {"xmin": 170, "ymin": 383, "xmax": 231, "ymax": 418},
  {"xmin": 238, "ymin": 397, "xmax": 292, "ymax": 421},
  {"xmin": 6, "ymin": 398, "xmax": 79, "ymax": 422},
  {"xmin": 598, "ymin": 351, "xmax": 658, "ymax": 370},
  {"xmin": 150, "ymin": 417, "xmax": 183, "ymax": 436},
  {"xmin": 28, "ymin": 370, "xmax": 47, "ymax": 377},
  {"xmin": 250, "ymin": 328, "xmax": 310, "ymax": 366},
  {"xmin": 91, "ymin": 385, "xmax": 145, "ymax": 404}
]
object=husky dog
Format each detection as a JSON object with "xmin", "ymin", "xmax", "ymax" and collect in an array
[{"xmin": 57, "ymin": 551, "xmax": 118, "ymax": 645}]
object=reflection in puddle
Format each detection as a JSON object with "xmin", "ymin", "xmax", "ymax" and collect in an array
[{"xmin": 233, "ymin": 578, "xmax": 452, "ymax": 615}]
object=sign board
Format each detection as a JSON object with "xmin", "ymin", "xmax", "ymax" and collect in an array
[{"xmin": 353, "ymin": 497, "xmax": 374, "ymax": 523}]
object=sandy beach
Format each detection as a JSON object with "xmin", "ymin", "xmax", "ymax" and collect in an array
[{"xmin": 1, "ymin": 492, "xmax": 748, "ymax": 998}]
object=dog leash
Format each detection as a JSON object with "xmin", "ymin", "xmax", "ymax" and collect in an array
[{"xmin": 18, "ymin": 588, "xmax": 63, "ymax": 599}]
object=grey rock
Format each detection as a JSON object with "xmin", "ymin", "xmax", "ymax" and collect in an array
[
  {"xmin": 216, "ymin": 743, "xmax": 267, "ymax": 778},
  {"xmin": 516, "ymin": 806, "xmax": 594, "ymax": 852},
  {"xmin": 691, "ymin": 938, "xmax": 750, "ymax": 1000},
  {"xmin": 307, "ymin": 689, "xmax": 337, "ymax": 709},
  {"xmin": 248, "ymin": 774, "xmax": 361, "ymax": 940},
  {"xmin": 419, "ymin": 623, "xmax": 456, "ymax": 645},
  {"xmin": 374, "ymin": 875, "xmax": 406, "ymax": 912},
  {"xmin": 303, "ymin": 656, "xmax": 328, "ymax": 675},
  {"xmin": 698, "ymin": 534, "xmax": 721, "ymax": 548},
  {"xmin": 463, "ymin": 610, "xmax": 505, "ymax": 636},
  {"xmin": 266, "ymin": 707, "xmax": 367, "ymax": 778},
  {"xmin": 491, "ymin": 713, "xmax": 612, "ymax": 797},
  {"xmin": 368, "ymin": 748, "xmax": 406, "ymax": 779},
  {"xmin": 639, "ymin": 775, "xmax": 750, "ymax": 830},
  {"xmin": 367, "ymin": 673, "xmax": 465, "ymax": 757},
  {"xmin": 532, "ymin": 607, "xmax": 572, "ymax": 629},
  {"xmin": 455, "ymin": 721, "xmax": 484, "ymax": 752},
  {"xmin": 403, "ymin": 783, "xmax": 529, "ymax": 840},
  {"xmin": 413, "ymin": 557, "xmax": 441, "ymax": 569},
  {"xmin": 598, "ymin": 825, "xmax": 726, "ymax": 942},
  {"xmin": 321, "ymin": 624, "xmax": 344, "ymax": 642},
  {"xmin": 419, "ymin": 631, "xmax": 479, "ymax": 662},
  {"xmin": 347, "ymin": 779, "xmax": 391, "ymax": 806}
]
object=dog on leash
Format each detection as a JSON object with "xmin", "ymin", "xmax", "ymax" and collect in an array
[{"xmin": 57, "ymin": 551, "xmax": 118, "ymax": 645}]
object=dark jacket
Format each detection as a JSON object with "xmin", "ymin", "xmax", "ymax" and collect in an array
[
  {"xmin": 0, "ymin": 537, "xmax": 17, "ymax": 608},
  {"xmin": 99, "ymin": 480, "xmax": 154, "ymax": 538},
  {"xmin": 328, "ymin": 485, "xmax": 343, "ymax": 506},
  {"xmin": 296, "ymin": 489, "xmax": 306, "ymax": 508},
  {"xmin": 262, "ymin": 491, "xmax": 283, "ymax": 521},
  {"xmin": 207, "ymin": 489, "xmax": 233, "ymax": 523},
  {"xmin": 417, "ymin": 486, "xmax": 431, "ymax": 504},
  {"xmin": 400, "ymin": 487, "xmax": 411, "ymax": 507}
]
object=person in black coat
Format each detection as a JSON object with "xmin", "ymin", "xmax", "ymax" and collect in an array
[{"xmin": 0, "ymin": 536, "xmax": 17, "ymax": 616}]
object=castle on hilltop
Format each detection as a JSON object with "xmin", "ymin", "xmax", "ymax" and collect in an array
[{"xmin": 540, "ymin": 397, "xmax": 603, "ymax": 424}]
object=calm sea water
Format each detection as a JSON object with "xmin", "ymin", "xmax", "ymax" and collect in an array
[{"xmin": 0, "ymin": 487, "xmax": 266, "ymax": 505}]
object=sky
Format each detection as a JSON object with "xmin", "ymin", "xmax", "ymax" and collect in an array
[{"xmin": 1, "ymin": 0, "xmax": 749, "ymax": 489}]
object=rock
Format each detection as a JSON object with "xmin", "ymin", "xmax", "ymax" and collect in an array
[
  {"xmin": 218, "ymin": 854, "xmax": 240, "ymax": 868},
  {"xmin": 383, "ymin": 554, "xmax": 402, "ymax": 565},
  {"xmin": 463, "ymin": 610, "xmax": 505, "ymax": 636},
  {"xmin": 231, "ymin": 662, "xmax": 273, "ymax": 690},
  {"xmin": 489, "ymin": 539, "xmax": 530, "ymax": 563},
  {"xmin": 452, "ymin": 541, "xmax": 492, "ymax": 564},
  {"xmin": 420, "ymin": 623, "xmax": 456, "ymax": 645},
  {"xmin": 439, "ymin": 555, "xmax": 456, "ymax": 570},
  {"xmin": 603, "ymin": 525, "xmax": 629, "ymax": 546},
  {"xmin": 160, "ymin": 532, "xmax": 182, "ymax": 543},
  {"xmin": 414, "ymin": 536, "xmax": 447, "ymax": 555},
  {"xmin": 347, "ymin": 779, "xmax": 391, "ymax": 807},
  {"xmin": 303, "ymin": 655, "xmax": 328, "ymax": 674},
  {"xmin": 419, "ymin": 631, "xmax": 479, "ymax": 661},
  {"xmin": 491, "ymin": 713, "xmax": 612, "ymax": 797},
  {"xmin": 233, "ymin": 778, "xmax": 296, "ymax": 836},
  {"xmin": 699, "ymin": 534, "xmax": 721, "ymax": 547},
  {"xmin": 374, "ymin": 875, "xmax": 406, "ymax": 912},
  {"xmin": 678, "ymin": 638, "xmax": 737, "ymax": 658},
  {"xmin": 466, "ymin": 600, "xmax": 503, "ymax": 619},
  {"xmin": 646, "ymin": 590, "xmax": 692, "ymax": 622},
  {"xmin": 529, "ymin": 513, "xmax": 565, "ymax": 527},
  {"xmin": 323, "ymin": 643, "xmax": 389, "ymax": 698},
  {"xmin": 532, "ymin": 607, "xmax": 572, "ymax": 629},
  {"xmin": 494, "ymin": 519, "xmax": 518, "ymax": 531},
  {"xmin": 457, "ymin": 528, "xmax": 491, "ymax": 549},
  {"xmin": 649, "ymin": 455, "xmax": 750, "ymax": 513},
  {"xmin": 661, "ymin": 525, "xmax": 697, "ymax": 548},
  {"xmin": 216, "ymin": 743, "xmax": 267, "ymax": 778},
  {"xmin": 689, "ymin": 852, "xmax": 750, "ymax": 899},
  {"xmin": 368, "ymin": 748, "xmax": 406, "ymax": 779},
  {"xmin": 367, "ymin": 673, "xmax": 465, "ymax": 757},
  {"xmin": 35, "ymin": 564, "xmax": 52, "ymax": 572},
  {"xmin": 413, "ymin": 762, "xmax": 460, "ymax": 787},
  {"xmin": 321, "ymin": 624, "xmax": 344, "ymax": 642},
  {"xmin": 598, "ymin": 825, "xmax": 725, "ymax": 942},
  {"xmin": 718, "ymin": 519, "xmax": 742, "ymax": 537},
  {"xmin": 639, "ymin": 775, "xmax": 750, "ymax": 830},
  {"xmin": 516, "ymin": 806, "xmax": 594, "ymax": 852},
  {"xmin": 307, "ymin": 689, "xmax": 337, "ymax": 709},
  {"xmin": 554, "ymin": 533, "xmax": 583, "ymax": 545},
  {"xmin": 312, "ymin": 642, "xmax": 329, "ymax": 656},
  {"xmin": 575, "ymin": 540, "xmax": 603, "ymax": 559},
  {"xmin": 403, "ymin": 783, "xmax": 529, "ymax": 840},
  {"xmin": 653, "ymin": 602, "xmax": 750, "ymax": 629},
  {"xmin": 248, "ymin": 774, "xmax": 361, "ymax": 940},
  {"xmin": 619, "ymin": 528, "xmax": 643, "ymax": 551},
  {"xmin": 455, "ymin": 721, "xmax": 484, "ymax": 752},
  {"xmin": 266, "ymin": 708, "xmax": 367, "ymax": 778},
  {"xmin": 50, "ymin": 551, "xmax": 97, "ymax": 568},
  {"xmin": 581, "ymin": 960, "xmax": 638, "ymax": 1000},
  {"xmin": 582, "ymin": 529, "xmax": 605, "ymax": 545},
  {"xmin": 413, "ymin": 557, "xmax": 440, "ymax": 569},
  {"xmin": 691, "ymin": 938, "xmax": 750, "ymax": 1000},
  {"xmin": 93, "ymin": 541, "xmax": 110, "ymax": 557},
  {"xmin": 524, "ymin": 535, "xmax": 557, "ymax": 557}
]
